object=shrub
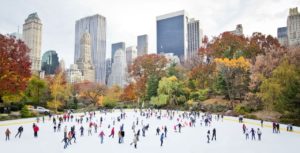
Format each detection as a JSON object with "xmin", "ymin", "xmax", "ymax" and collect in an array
[
  {"xmin": 245, "ymin": 114, "xmax": 258, "ymax": 120},
  {"xmin": 176, "ymin": 95, "xmax": 186, "ymax": 105},
  {"xmin": 198, "ymin": 89, "xmax": 209, "ymax": 101},
  {"xmin": 102, "ymin": 98, "xmax": 117, "ymax": 109},
  {"xmin": 190, "ymin": 92, "xmax": 200, "ymax": 100},
  {"xmin": 21, "ymin": 105, "xmax": 32, "ymax": 118},
  {"xmin": 190, "ymin": 89, "xmax": 209, "ymax": 101},
  {"xmin": 150, "ymin": 94, "xmax": 168, "ymax": 108}
]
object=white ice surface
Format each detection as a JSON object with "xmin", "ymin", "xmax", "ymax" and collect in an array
[{"xmin": 0, "ymin": 109, "xmax": 299, "ymax": 153}]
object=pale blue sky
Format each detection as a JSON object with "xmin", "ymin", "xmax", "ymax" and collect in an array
[{"xmin": 0, "ymin": 0, "xmax": 299, "ymax": 68}]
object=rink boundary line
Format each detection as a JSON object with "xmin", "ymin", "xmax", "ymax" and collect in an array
[
  {"xmin": 0, "ymin": 120, "xmax": 35, "ymax": 127},
  {"xmin": 224, "ymin": 117, "xmax": 300, "ymax": 134}
]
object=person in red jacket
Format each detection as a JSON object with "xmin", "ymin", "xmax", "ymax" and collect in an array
[
  {"xmin": 109, "ymin": 127, "xmax": 115, "ymax": 138},
  {"xmin": 33, "ymin": 124, "xmax": 39, "ymax": 138}
]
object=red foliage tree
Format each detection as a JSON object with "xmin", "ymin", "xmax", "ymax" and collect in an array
[{"xmin": 0, "ymin": 34, "xmax": 31, "ymax": 97}]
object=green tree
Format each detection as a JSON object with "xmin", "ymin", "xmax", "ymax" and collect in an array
[
  {"xmin": 24, "ymin": 76, "xmax": 48, "ymax": 106},
  {"xmin": 146, "ymin": 75, "xmax": 159, "ymax": 101},
  {"xmin": 258, "ymin": 59, "xmax": 300, "ymax": 111},
  {"xmin": 157, "ymin": 76, "xmax": 186, "ymax": 105}
]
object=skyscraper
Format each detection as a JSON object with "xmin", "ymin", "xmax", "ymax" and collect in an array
[
  {"xmin": 187, "ymin": 18, "xmax": 203, "ymax": 59},
  {"xmin": 23, "ymin": 12, "xmax": 42, "ymax": 73},
  {"xmin": 137, "ymin": 34, "xmax": 148, "ymax": 56},
  {"xmin": 111, "ymin": 42, "xmax": 125, "ymax": 62},
  {"xmin": 287, "ymin": 7, "xmax": 300, "ymax": 46},
  {"xmin": 105, "ymin": 58, "xmax": 112, "ymax": 85},
  {"xmin": 108, "ymin": 49, "xmax": 127, "ymax": 87},
  {"xmin": 277, "ymin": 27, "xmax": 288, "ymax": 47},
  {"xmin": 75, "ymin": 14, "xmax": 106, "ymax": 84},
  {"xmin": 157, "ymin": 10, "xmax": 189, "ymax": 60},
  {"xmin": 76, "ymin": 32, "xmax": 95, "ymax": 82},
  {"xmin": 126, "ymin": 46, "xmax": 137, "ymax": 66},
  {"xmin": 41, "ymin": 50, "xmax": 59, "ymax": 75}
]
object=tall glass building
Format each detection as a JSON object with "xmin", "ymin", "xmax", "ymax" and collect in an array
[
  {"xmin": 137, "ymin": 34, "xmax": 148, "ymax": 56},
  {"xmin": 157, "ymin": 10, "xmax": 189, "ymax": 60},
  {"xmin": 277, "ymin": 27, "xmax": 288, "ymax": 46},
  {"xmin": 74, "ymin": 14, "xmax": 106, "ymax": 84},
  {"xmin": 41, "ymin": 50, "xmax": 59, "ymax": 75},
  {"xmin": 111, "ymin": 42, "xmax": 125, "ymax": 62}
]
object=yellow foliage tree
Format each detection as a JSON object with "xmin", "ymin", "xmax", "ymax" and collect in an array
[
  {"xmin": 47, "ymin": 70, "xmax": 70, "ymax": 113},
  {"xmin": 215, "ymin": 57, "xmax": 250, "ymax": 108}
]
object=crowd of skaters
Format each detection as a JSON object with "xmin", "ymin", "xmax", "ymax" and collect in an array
[{"xmin": 2, "ymin": 108, "xmax": 296, "ymax": 150}]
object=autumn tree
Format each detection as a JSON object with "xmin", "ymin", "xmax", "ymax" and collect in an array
[
  {"xmin": 215, "ymin": 57, "xmax": 250, "ymax": 107},
  {"xmin": 0, "ymin": 34, "xmax": 31, "ymax": 103},
  {"xmin": 128, "ymin": 54, "xmax": 167, "ymax": 100},
  {"xmin": 103, "ymin": 85, "xmax": 122, "ymax": 108},
  {"xmin": 249, "ymin": 48, "xmax": 287, "ymax": 92},
  {"xmin": 207, "ymin": 32, "xmax": 280, "ymax": 61},
  {"xmin": 208, "ymin": 32, "xmax": 248, "ymax": 59},
  {"xmin": 188, "ymin": 62, "xmax": 216, "ymax": 89},
  {"xmin": 258, "ymin": 59, "xmax": 300, "ymax": 111},
  {"xmin": 47, "ymin": 70, "xmax": 70, "ymax": 112},
  {"xmin": 75, "ymin": 81, "xmax": 107, "ymax": 106},
  {"xmin": 120, "ymin": 83, "xmax": 137, "ymax": 102}
]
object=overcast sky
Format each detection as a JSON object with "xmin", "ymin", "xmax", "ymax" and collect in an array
[{"xmin": 0, "ymin": 0, "xmax": 299, "ymax": 68}]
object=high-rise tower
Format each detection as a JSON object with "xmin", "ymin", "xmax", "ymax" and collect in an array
[
  {"xmin": 75, "ymin": 14, "xmax": 106, "ymax": 84},
  {"xmin": 23, "ymin": 12, "xmax": 42, "ymax": 73}
]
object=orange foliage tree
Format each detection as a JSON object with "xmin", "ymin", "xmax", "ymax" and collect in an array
[
  {"xmin": 120, "ymin": 83, "xmax": 137, "ymax": 102},
  {"xmin": 128, "ymin": 54, "xmax": 167, "ymax": 100},
  {"xmin": 74, "ymin": 81, "xmax": 107, "ymax": 106}
]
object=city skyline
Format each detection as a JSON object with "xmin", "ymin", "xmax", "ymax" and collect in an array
[{"xmin": 0, "ymin": 0, "xmax": 300, "ymax": 67}]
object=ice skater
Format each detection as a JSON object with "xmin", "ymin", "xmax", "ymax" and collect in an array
[
  {"xmin": 130, "ymin": 134, "xmax": 138, "ymax": 149},
  {"xmin": 257, "ymin": 128, "xmax": 262, "ymax": 141},
  {"xmin": 251, "ymin": 128, "xmax": 256, "ymax": 140},
  {"xmin": 164, "ymin": 126, "xmax": 167, "ymax": 137},
  {"xmin": 62, "ymin": 136, "xmax": 69, "ymax": 149},
  {"xmin": 245, "ymin": 128, "xmax": 249, "ymax": 140},
  {"xmin": 33, "ymin": 124, "xmax": 39, "ymax": 138},
  {"xmin": 5, "ymin": 128, "xmax": 11, "ymax": 141},
  {"xmin": 99, "ymin": 130, "xmax": 105, "ymax": 144},
  {"xmin": 109, "ymin": 127, "xmax": 115, "ymax": 138},
  {"xmin": 15, "ymin": 126, "xmax": 23, "ymax": 138},
  {"xmin": 156, "ymin": 127, "xmax": 160, "ymax": 135},
  {"xmin": 211, "ymin": 128, "xmax": 216, "ymax": 141},
  {"xmin": 160, "ymin": 133, "xmax": 164, "ymax": 146},
  {"xmin": 207, "ymin": 130, "xmax": 210, "ymax": 143},
  {"xmin": 80, "ymin": 126, "xmax": 84, "ymax": 136}
]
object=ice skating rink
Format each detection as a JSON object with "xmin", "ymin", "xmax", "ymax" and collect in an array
[{"xmin": 0, "ymin": 109, "xmax": 299, "ymax": 153}]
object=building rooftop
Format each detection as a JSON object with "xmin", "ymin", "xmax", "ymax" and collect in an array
[
  {"xmin": 25, "ymin": 12, "xmax": 41, "ymax": 22},
  {"xmin": 156, "ymin": 10, "xmax": 188, "ymax": 21}
]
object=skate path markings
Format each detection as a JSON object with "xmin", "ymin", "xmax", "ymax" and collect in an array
[
  {"xmin": 0, "ymin": 119, "xmax": 35, "ymax": 127},
  {"xmin": 223, "ymin": 117, "xmax": 300, "ymax": 134}
]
